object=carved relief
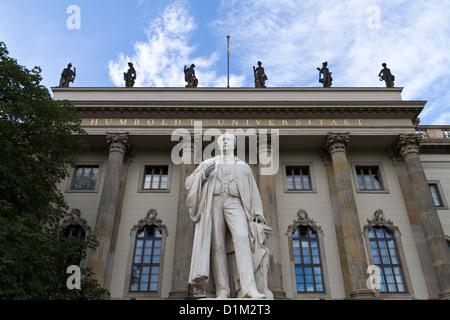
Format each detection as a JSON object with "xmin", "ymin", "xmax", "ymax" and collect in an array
[
  {"xmin": 286, "ymin": 209, "xmax": 323, "ymax": 236},
  {"xmin": 131, "ymin": 209, "xmax": 168, "ymax": 237},
  {"xmin": 396, "ymin": 134, "xmax": 421, "ymax": 157},
  {"xmin": 318, "ymin": 146, "xmax": 332, "ymax": 164},
  {"xmin": 363, "ymin": 209, "xmax": 400, "ymax": 235},
  {"xmin": 106, "ymin": 132, "xmax": 131, "ymax": 154},
  {"xmin": 60, "ymin": 208, "xmax": 91, "ymax": 234},
  {"xmin": 324, "ymin": 132, "xmax": 350, "ymax": 155}
]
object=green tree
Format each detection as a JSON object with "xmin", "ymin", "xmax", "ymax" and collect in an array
[{"xmin": 0, "ymin": 42, "xmax": 109, "ymax": 299}]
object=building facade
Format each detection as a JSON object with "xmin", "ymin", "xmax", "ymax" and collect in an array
[{"xmin": 53, "ymin": 87, "xmax": 450, "ymax": 300}]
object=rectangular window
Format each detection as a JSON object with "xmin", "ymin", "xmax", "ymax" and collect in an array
[
  {"xmin": 355, "ymin": 166, "xmax": 383, "ymax": 190},
  {"xmin": 285, "ymin": 166, "xmax": 312, "ymax": 190},
  {"xmin": 429, "ymin": 184, "xmax": 443, "ymax": 207},
  {"xmin": 71, "ymin": 165, "xmax": 99, "ymax": 190},
  {"xmin": 143, "ymin": 166, "xmax": 169, "ymax": 190}
]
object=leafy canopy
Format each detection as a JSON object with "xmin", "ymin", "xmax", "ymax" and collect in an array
[{"xmin": 0, "ymin": 42, "xmax": 108, "ymax": 299}]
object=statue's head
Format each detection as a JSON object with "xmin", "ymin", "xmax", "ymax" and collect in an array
[
  {"xmin": 258, "ymin": 61, "xmax": 262, "ymax": 66},
  {"xmin": 191, "ymin": 64, "xmax": 195, "ymax": 68},
  {"xmin": 217, "ymin": 133, "xmax": 236, "ymax": 155},
  {"xmin": 128, "ymin": 62, "xmax": 133, "ymax": 67},
  {"xmin": 68, "ymin": 63, "xmax": 72, "ymax": 68},
  {"xmin": 382, "ymin": 63, "xmax": 387, "ymax": 67},
  {"xmin": 322, "ymin": 61, "xmax": 328, "ymax": 67}
]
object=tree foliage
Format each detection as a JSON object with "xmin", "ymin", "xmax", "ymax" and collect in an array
[{"xmin": 0, "ymin": 42, "xmax": 109, "ymax": 299}]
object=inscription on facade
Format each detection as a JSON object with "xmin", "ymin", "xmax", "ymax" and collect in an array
[{"xmin": 86, "ymin": 118, "xmax": 364, "ymax": 127}]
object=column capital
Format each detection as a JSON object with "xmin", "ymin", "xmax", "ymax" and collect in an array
[
  {"xmin": 396, "ymin": 134, "xmax": 421, "ymax": 158},
  {"xmin": 324, "ymin": 132, "xmax": 350, "ymax": 155},
  {"xmin": 106, "ymin": 132, "xmax": 131, "ymax": 155},
  {"xmin": 318, "ymin": 146, "xmax": 332, "ymax": 165}
]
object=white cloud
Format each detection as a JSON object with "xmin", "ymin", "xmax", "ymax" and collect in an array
[
  {"xmin": 109, "ymin": 0, "xmax": 450, "ymax": 123},
  {"xmin": 109, "ymin": 0, "xmax": 245, "ymax": 88},
  {"xmin": 211, "ymin": 0, "xmax": 450, "ymax": 122}
]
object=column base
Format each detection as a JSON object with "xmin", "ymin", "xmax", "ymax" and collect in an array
[
  {"xmin": 270, "ymin": 289, "xmax": 287, "ymax": 299},
  {"xmin": 347, "ymin": 289, "xmax": 378, "ymax": 300},
  {"xmin": 168, "ymin": 289, "xmax": 189, "ymax": 299},
  {"xmin": 439, "ymin": 289, "xmax": 450, "ymax": 300}
]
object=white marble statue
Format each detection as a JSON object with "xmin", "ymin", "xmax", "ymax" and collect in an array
[{"xmin": 185, "ymin": 133, "xmax": 272, "ymax": 299}]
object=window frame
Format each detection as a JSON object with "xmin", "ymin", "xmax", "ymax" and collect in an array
[
  {"xmin": 363, "ymin": 210, "xmax": 414, "ymax": 299},
  {"xmin": 66, "ymin": 162, "xmax": 103, "ymax": 193},
  {"xmin": 124, "ymin": 209, "xmax": 168, "ymax": 299},
  {"xmin": 282, "ymin": 163, "xmax": 317, "ymax": 194},
  {"xmin": 138, "ymin": 163, "xmax": 172, "ymax": 193},
  {"xmin": 286, "ymin": 210, "xmax": 330, "ymax": 299},
  {"xmin": 351, "ymin": 162, "xmax": 389, "ymax": 194},
  {"xmin": 428, "ymin": 181, "xmax": 448, "ymax": 210},
  {"xmin": 368, "ymin": 227, "xmax": 406, "ymax": 294},
  {"xmin": 129, "ymin": 226, "xmax": 162, "ymax": 293},
  {"xmin": 292, "ymin": 226, "xmax": 325, "ymax": 294}
]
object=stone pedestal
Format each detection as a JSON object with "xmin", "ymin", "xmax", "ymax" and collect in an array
[
  {"xmin": 396, "ymin": 134, "xmax": 450, "ymax": 300},
  {"xmin": 324, "ymin": 133, "xmax": 376, "ymax": 299},
  {"xmin": 88, "ymin": 132, "xmax": 131, "ymax": 289}
]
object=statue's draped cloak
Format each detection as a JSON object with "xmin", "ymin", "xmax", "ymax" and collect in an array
[{"xmin": 185, "ymin": 156, "xmax": 267, "ymax": 294}]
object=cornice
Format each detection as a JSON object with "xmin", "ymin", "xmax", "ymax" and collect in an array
[{"xmin": 70, "ymin": 102, "xmax": 423, "ymax": 118}]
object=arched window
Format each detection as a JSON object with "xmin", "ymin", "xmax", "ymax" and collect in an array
[
  {"xmin": 60, "ymin": 209, "xmax": 91, "ymax": 239},
  {"xmin": 63, "ymin": 224, "xmax": 86, "ymax": 239},
  {"xmin": 292, "ymin": 225, "xmax": 324, "ymax": 293},
  {"xmin": 130, "ymin": 225, "xmax": 162, "ymax": 292},
  {"xmin": 286, "ymin": 209, "xmax": 329, "ymax": 297},
  {"xmin": 125, "ymin": 209, "xmax": 168, "ymax": 297},
  {"xmin": 368, "ymin": 226, "xmax": 405, "ymax": 293},
  {"xmin": 363, "ymin": 209, "xmax": 413, "ymax": 297},
  {"xmin": 60, "ymin": 209, "xmax": 92, "ymax": 267}
]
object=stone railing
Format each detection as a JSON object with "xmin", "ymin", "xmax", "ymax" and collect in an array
[{"xmin": 416, "ymin": 126, "xmax": 450, "ymax": 139}]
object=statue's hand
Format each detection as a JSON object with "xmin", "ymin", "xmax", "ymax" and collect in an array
[{"xmin": 204, "ymin": 161, "xmax": 216, "ymax": 177}]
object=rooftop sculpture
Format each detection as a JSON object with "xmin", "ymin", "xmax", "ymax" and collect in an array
[
  {"xmin": 317, "ymin": 61, "xmax": 332, "ymax": 88},
  {"xmin": 124, "ymin": 62, "xmax": 136, "ymax": 88},
  {"xmin": 57, "ymin": 57, "xmax": 399, "ymax": 89},
  {"xmin": 58, "ymin": 63, "xmax": 76, "ymax": 88},
  {"xmin": 253, "ymin": 61, "xmax": 268, "ymax": 88},
  {"xmin": 184, "ymin": 64, "xmax": 198, "ymax": 88},
  {"xmin": 378, "ymin": 63, "xmax": 395, "ymax": 88}
]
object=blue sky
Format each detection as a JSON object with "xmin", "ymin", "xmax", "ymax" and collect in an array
[{"xmin": 1, "ymin": 0, "xmax": 449, "ymax": 124}]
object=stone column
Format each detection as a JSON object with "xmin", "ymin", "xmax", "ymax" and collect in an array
[
  {"xmin": 323, "ymin": 133, "xmax": 376, "ymax": 299},
  {"xmin": 169, "ymin": 137, "xmax": 197, "ymax": 298},
  {"xmin": 257, "ymin": 133, "xmax": 286, "ymax": 299},
  {"xmin": 389, "ymin": 149, "xmax": 440, "ymax": 299},
  {"xmin": 319, "ymin": 148, "xmax": 352, "ymax": 296},
  {"xmin": 88, "ymin": 132, "xmax": 131, "ymax": 289},
  {"xmin": 104, "ymin": 160, "xmax": 131, "ymax": 290},
  {"xmin": 396, "ymin": 134, "xmax": 450, "ymax": 300}
]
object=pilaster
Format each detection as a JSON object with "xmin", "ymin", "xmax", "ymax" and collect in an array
[
  {"xmin": 257, "ymin": 133, "xmax": 286, "ymax": 299},
  {"xmin": 169, "ymin": 135, "xmax": 197, "ymax": 298}
]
